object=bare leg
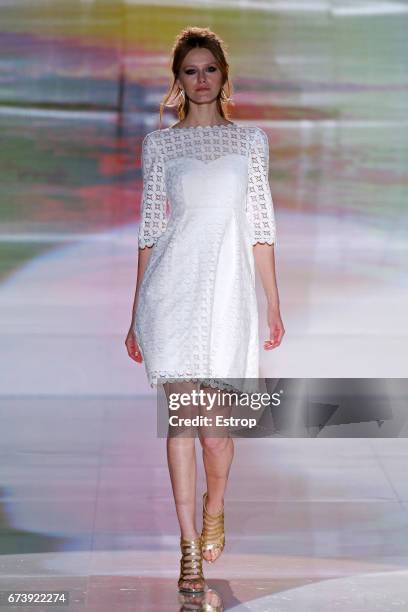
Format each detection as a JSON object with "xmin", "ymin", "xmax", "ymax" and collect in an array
[
  {"xmin": 164, "ymin": 380, "xmax": 199, "ymax": 538},
  {"xmin": 163, "ymin": 381, "xmax": 203, "ymax": 590},
  {"xmin": 198, "ymin": 385, "xmax": 235, "ymax": 562}
]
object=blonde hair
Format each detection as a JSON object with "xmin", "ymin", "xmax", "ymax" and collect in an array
[{"xmin": 159, "ymin": 27, "xmax": 234, "ymax": 128}]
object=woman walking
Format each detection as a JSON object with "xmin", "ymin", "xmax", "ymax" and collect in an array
[{"xmin": 126, "ymin": 26, "xmax": 284, "ymax": 593}]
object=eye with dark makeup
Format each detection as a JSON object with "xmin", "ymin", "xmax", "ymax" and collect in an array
[{"xmin": 184, "ymin": 66, "xmax": 217, "ymax": 75}]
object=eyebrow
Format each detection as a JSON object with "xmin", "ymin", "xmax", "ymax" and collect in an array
[{"xmin": 182, "ymin": 63, "xmax": 217, "ymax": 68}]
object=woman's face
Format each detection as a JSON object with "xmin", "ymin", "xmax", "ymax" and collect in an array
[{"xmin": 176, "ymin": 47, "xmax": 224, "ymax": 105}]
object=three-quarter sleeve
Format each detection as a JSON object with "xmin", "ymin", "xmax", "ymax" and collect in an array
[
  {"xmin": 246, "ymin": 127, "xmax": 277, "ymax": 246},
  {"xmin": 138, "ymin": 133, "xmax": 168, "ymax": 248}
]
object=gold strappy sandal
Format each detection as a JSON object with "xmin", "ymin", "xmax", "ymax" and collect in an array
[
  {"xmin": 201, "ymin": 492, "xmax": 225, "ymax": 563},
  {"xmin": 178, "ymin": 536, "xmax": 206, "ymax": 593}
]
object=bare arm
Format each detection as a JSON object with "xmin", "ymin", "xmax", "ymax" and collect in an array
[
  {"xmin": 253, "ymin": 242, "xmax": 285, "ymax": 349},
  {"xmin": 253, "ymin": 242, "xmax": 279, "ymax": 308},
  {"xmin": 125, "ymin": 245, "xmax": 154, "ymax": 362},
  {"xmin": 130, "ymin": 245, "xmax": 154, "ymax": 327}
]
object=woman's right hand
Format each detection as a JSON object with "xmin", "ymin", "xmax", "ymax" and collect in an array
[{"xmin": 125, "ymin": 327, "xmax": 143, "ymax": 363}]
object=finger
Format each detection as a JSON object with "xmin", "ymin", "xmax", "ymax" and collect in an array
[
  {"xmin": 134, "ymin": 348, "xmax": 143, "ymax": 362},
  {"xmin": 125, "ymin": 338, "xmax": 135, "ymax": 355},
  {"xmin": 127, "ymin": 348, "xmax": 138, "ymax": 361},
  {"xmin": 263, "ymin": 339, "xmax": 275, "ymax": 349},
  {"xmin": 125, "ymin": 341, "xmax": 142, "ymax": 362},
  {"xmin": 270, "ymin": 332, "xmax": 281, "ymax": 346},
  {"xmin": 264, "ymin": 328, "xmax": 280, "ymax": 348},
  {"xmin": 266, "ymin": 326, "xmax": 278, "ymax": 342}
]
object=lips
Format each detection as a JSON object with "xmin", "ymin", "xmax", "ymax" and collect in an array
[{"xmin": 196, "ymin": 87, "xmax": 210, "ymax": 91}]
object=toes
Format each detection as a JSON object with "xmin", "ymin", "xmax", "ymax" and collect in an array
[
  {"xmin": 202, "ymin": 547, "xmax": 221, "ymax": 562},
  {"xmin": 180, "ymin": 579, "xmax": 202, "ymax": 591}
]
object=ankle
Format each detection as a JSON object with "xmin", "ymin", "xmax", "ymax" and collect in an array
[
  {"xmin": 181, "ymin": 530, "xmax": 200, "ymax": 541},
  {"xmin": 205, "ymin": 494, "xmax": 224, "ymax": 516}
]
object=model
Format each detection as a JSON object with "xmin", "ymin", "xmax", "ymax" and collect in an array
[{"xmin": 125, "ymin": 26, "xmax": 285, "ymax": 594}]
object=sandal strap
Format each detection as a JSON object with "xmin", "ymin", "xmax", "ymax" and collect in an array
[
  {"xmin": 202, "ymin": 493, "xmax": 225, "ymax": 551},
  {"xmin": 179, "ymin": 537, "xmax": 204, "ymax": 582}
]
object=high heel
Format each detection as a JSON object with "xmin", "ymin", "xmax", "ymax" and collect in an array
[
  {"xmin": 201, "ymin": 492, "xmax": 225, "ymax": 563},
  {"xmin": 178, "ymin": 536, "xmax": 205, "ymax": 593}
]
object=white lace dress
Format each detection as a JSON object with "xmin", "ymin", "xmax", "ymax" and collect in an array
[{"xmin": 133, "ymin": 123, "xmax": 277, "ymax": 392}]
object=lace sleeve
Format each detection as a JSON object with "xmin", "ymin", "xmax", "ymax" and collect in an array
[
  {"xmin": 246, "ymin": 127, "xmax": 277, "ymax": 246},
  {"xmin": 138, "ymin": 133, "xmax": 168, "ymax": 248}
]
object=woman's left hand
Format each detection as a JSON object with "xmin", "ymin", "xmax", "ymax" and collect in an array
[{"xmin": 264, "ymin": 304, "xmax": 285, "ymax": 350}]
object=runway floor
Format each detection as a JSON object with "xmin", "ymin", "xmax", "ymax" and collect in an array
[{"xmin": 1, "ymin": 395, "xmax": 408, "ymax": 611}]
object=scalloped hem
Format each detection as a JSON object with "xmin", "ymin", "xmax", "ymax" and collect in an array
[
  {"xmin": 138, "ymin": 238, "xmax": 157, "ymax": 248},
  {"xmin": 148, "ymin": 373, "xmax": 245, "ymax": 394},
  {"xmin": 252, "ymin": 238, "xmax": 276, "ymax": 246}
]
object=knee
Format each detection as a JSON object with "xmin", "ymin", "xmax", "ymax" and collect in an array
[
  {"xmin": 200, "ymin": 436, "xmax": 230, "ymax": 454},
  {"xmin": 167, "ymin": 435, "xmax": 195, "ymax": 451}
]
